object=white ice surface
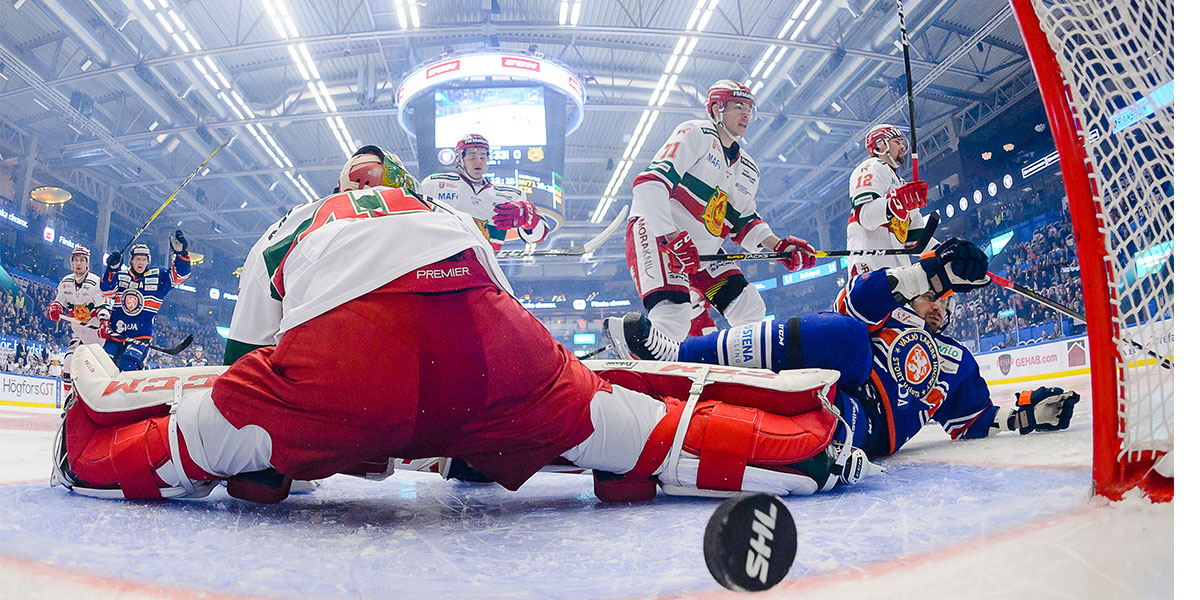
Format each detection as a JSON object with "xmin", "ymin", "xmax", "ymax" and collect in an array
[{"xmin": 0, "ymin": 375, "xmax": 1175, "ymax": 599}]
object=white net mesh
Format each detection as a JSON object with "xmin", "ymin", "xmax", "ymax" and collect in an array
[{"xmin": 1031, "ymin": 0, "xmax": 1173, "ymax": 466}]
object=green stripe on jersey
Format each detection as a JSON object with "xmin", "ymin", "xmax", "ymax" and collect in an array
[{"xmin": 642, "ymin": 160, "xmax": 683, "ymax": 187}]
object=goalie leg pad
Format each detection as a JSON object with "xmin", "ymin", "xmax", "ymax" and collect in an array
[{"xmin": 65, "ymin": 404, "xmax": 215, "ymax": 500}]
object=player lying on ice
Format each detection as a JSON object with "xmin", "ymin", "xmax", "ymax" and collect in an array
[
  {"xmin": 49, "ymin": 145, "xmax": 882, "ymax": 505},
  {"xmin": 605, "ymin": 239, "xmax": 1081, "ymax": 459}
]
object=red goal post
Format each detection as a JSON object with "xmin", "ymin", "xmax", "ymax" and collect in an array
[{"xmin": 1010, "ymin": 0, "xmax": 1173, "ymax": 501}]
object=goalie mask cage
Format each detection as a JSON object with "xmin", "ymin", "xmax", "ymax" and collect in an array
[{"xmin": 1010, "ymin": 0, "xmax": 1173, "ymax": 501}]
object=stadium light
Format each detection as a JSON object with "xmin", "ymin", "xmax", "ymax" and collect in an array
[
  {"xmin": 592, "ymin": 0, "xmax": 721, "ymax": 223},
  {"xmin": 988, "ymin": 182, "xmax": 998, "ymax": 197},
  {"xmin": 945, "ymin": 204, "xmax": 954, "ymax": 218},
  {"xmin": 981, "ymin": 151, "xmax": 992, "ymax": 160},
  {"xmin": 1003, "ymin": 143, "xmax": 1015, "ymax": 151},
  {"xmin": 1003, "ymin": 173, "xmax": 1013, "ymax": 189},
  {"xmin": 959, "ymin": 197, "xmax": 968, "ymax": 210}
]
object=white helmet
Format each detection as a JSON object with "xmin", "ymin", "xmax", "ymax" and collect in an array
[
  {"xmin": 865, "ymin": 124, "xmax": 906, "ymax": 167},
  {"xmin": 70, "ymin": 245, "xmax": 90, "ymax": 264}
]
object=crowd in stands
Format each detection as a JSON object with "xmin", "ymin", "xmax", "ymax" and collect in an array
[{"xmin": 1, "ymin": 274, "xmax": 227, "ymax": 375}]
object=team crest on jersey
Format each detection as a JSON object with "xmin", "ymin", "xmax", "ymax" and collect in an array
[
  {"xmin": 889, "ymin": 214, "xmax": 910, "ymax": 243},
  {"xmin": 888, "ymin": 329, "xmax": 940, "ymax": 403},
  {"xmin": 703, "ymin": 188, "xmax": 728, "ymax": 236},
  {"xmin": 70, "ymin": 304, "xmax": 92, "ymax": 323},
  {"xmin": 119, "ymin": 289, "xmax": 146, "ymax": 316}
]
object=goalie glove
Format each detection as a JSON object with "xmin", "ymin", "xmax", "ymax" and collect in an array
[
  {"xmin": 886, "ymin": 180, "xmax": 928, "ymax": 221},
  {"xmin": 918, "ymin": 238, "xmax": 991, "ymax": 296},
  {"xmin": 492, "ymin": 200, "xmax": 541, "ymax": 230},
  {"xmin": 994, "ymin": 387, "xmax": 1081, "ymax": 434}
]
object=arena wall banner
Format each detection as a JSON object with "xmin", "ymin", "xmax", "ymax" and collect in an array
[
  {"xmin": 0, "ymin": 371, "xmax": 63, "ymax": 409},
  {"xmin": 976, "ymin": 318, "xmax": 1172, "ymax": 384}
]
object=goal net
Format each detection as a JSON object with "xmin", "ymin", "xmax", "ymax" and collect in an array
[{"xmin": 1010, "ymin": 0, "xmax": 1173, "ymax": 501}]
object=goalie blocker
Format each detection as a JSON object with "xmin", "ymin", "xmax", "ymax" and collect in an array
[{"xmin": 52, "ymin": 345, "xmax": 882, "ymax": 504}]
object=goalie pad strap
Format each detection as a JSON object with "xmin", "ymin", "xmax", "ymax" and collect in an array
[
  {"xmin": 694, "ymin": 402, "xmax": 756, "ymax": 491},
  {"xmin": 109, "ymin": 417, "xmax": 170, "ymax": 499},
  {"xmin": 625, "ymin": 397, "xmax": 686, "ymax": 480}
]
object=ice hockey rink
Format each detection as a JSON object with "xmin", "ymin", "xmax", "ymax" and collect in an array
[{"xmin": 0, "ymin": 372, "xmax": 1173, "ymax": 600}]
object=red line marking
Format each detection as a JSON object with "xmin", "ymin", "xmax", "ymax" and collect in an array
[
  {"xmin": 640, "ymin": 503, "xmax": 1097, "ymax": 600},
  {"xmin": 0, "ymin": 552, "xmax": 282, "ymax": 600}
]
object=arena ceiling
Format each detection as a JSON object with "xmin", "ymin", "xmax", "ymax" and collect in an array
[{"xmin": 0, "ymin": 0, "xmax": 1037, "ymax": 267}]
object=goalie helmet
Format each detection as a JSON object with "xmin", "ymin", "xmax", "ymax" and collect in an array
[
  {"xmin": 705, "ymin": 80, "xmax": 755, "ymax": 126},
  {"xmin": 336, "ymin": 145, "xmax": 420, "ymax": 195},
  {"xmin": 865, "ymin": 124, "xmax": 905, "ymax": 165}
]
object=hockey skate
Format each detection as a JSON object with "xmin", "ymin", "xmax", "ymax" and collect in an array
[{"xmin": 602, "ymin": 312, "xmax": 680, "ymax": 361}]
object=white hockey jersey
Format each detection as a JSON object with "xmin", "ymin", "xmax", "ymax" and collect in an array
[
  {"xmin": 845, "ymin": 156, "xmax": 930, "ymax": 276},
  {"xmin": 53, "ymin": 272, "xmax": 109, "ymax": 347},
  {"xmin": 631, "ymin": 119, "xmax": 774, "ymax": 253},
  {"xmin": 228, "ymin": 186, "xmax": 513, "ymax": 347},
  {"xmin": 419, "ymin": 172, "xmax": 549, "ymax": 251}
]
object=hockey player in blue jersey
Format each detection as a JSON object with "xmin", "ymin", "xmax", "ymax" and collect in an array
[
  {"xmin": 606, "ymin": 238, "xmax": 1080, "ymax": 458},
  {"xmin": 100, "ymin": 231, "xmax": 191, "ymax": 371}
]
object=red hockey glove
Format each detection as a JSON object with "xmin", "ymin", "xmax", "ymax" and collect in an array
[
  {"xmin": 46, "ymin": 301, "xmax": 64, "ymax": 322},
  {"xmin": 771, "ymin": 235, "xmax": 817, "ymax": 272},
  {"xmin": 493, "ymin": 200, "xmax": 541, "ymax": 230},
  {"xmin": 886, "ymin": 180, "xmax": 929, "ymax": 220},
  {"xmin": 660, "ymin": 231, "xmax": 701, "ymax": 275},
  {"xmin": 97, "ymin": 318, "xmax": 112, "ymax": 340}
]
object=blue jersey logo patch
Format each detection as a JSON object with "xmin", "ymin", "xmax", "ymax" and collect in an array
[
  {"xmin": 888, "ymin": 329, "xmax": 940, "ymax": 403},
  {"xmin": 119, "ymin": 289, "xmax": 145, "ymax": 317}
]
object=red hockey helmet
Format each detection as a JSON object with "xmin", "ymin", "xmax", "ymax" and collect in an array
[
  {"xmin": 455, "ymin": 133, "xmax": 490, "ymax": 160},
  {"xmin": 865, "ymin": 124, "xmax": 905, "ymax": 157},
  {"xmin": 70, "ymin": 245, "xmax": 90, "ymax": 263},
  {"xmin": 705, "ymin": 80, "xmax": 755, "ymax": 124}
]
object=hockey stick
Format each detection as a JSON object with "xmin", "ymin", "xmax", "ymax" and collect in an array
[
  {"xmin": 896, "ymin": 0, "xmax": 919, "ymax": 179},
  {"xmin": 118, "ymin": 138, "xmax": 232, "ymax": 256},
  {"xmin": 494, "ymin": 206, "xmax": 629, "ymax": 259},
  {"xmin": 577, "ymin": 345, "xmax": 611, "ymax": 360},
  {"xmin": 700, "ymin": 211, "xmax": 939, "ymax": 262},
  {"xmin": 987, "ymin": 272, "xmax": 1172, "ymax": 369},
  {"xmin": 83, "ymin": 323, "xmax": 195, "ymax": 355}
]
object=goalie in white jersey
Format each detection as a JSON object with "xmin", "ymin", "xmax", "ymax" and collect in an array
[
  {"xmin": 846, "ymin": 124, "xmax": 931, "ymax": 276},
  {"xmin": 419, "ymin": 133, "xmax": 549, "ymax": 252},
  {"xmin": 613, "ymin": 80, "xmax": 817, "ymax": 361},
  {"xmin": 45, "ymin": 246, "xmax": 110, "ymax": 396}
]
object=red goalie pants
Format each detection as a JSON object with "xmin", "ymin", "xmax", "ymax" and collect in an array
[{"xmin": 213, "ymin": 252, "xmax": 603, "ymax": 490}]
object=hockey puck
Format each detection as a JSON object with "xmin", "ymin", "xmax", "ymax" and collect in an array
[{"xmin": 703, "ymin": 493, "xmax": 797, "ymax": 592}]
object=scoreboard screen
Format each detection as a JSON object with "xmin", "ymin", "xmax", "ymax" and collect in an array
[{"xmin": 435, "ymin": 87, "xmax": 547, "ymax": 148}]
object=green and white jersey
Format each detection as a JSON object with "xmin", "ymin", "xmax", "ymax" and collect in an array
[
  {"xmin": 419, "ymin": 172, "xmax": 549, "ymax": 250},
  {"xmin": 630, "ymin": 119, "xmax": 774, "ymax": 253},
  {"xmin": 228, "ymin": 186, "xmax": 511, "ymax": 347},
  {"xmin": 54, "ymin": 272, "xmax": 109, "ymax": 346},
  {"xmin": 846, "ymin": 156, "xmax": 930, "ymax": 276}
]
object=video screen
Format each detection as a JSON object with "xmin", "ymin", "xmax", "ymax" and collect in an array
[{"xmin": 434, "ymin": 87, "xmax": 547, "ymax": 148}]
